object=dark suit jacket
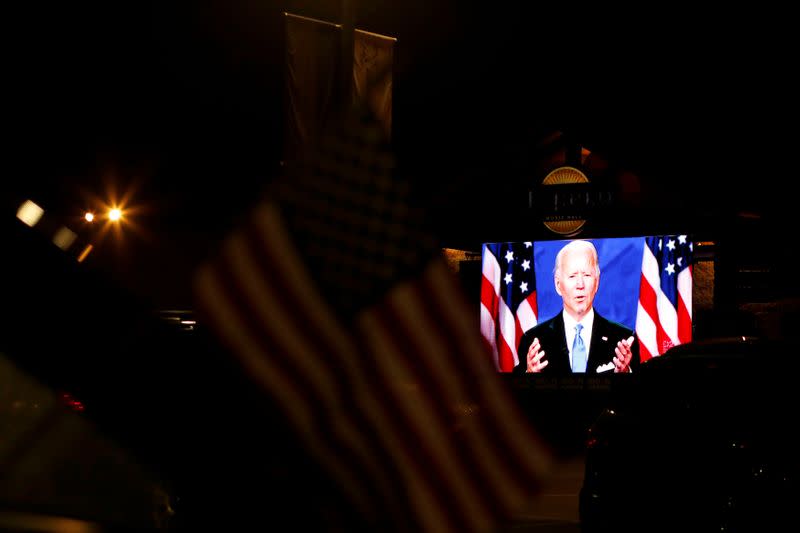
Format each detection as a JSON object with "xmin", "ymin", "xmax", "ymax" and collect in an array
[{"xmin": 513, "ymin": 310, "xmax": 639, "ymax": 375}]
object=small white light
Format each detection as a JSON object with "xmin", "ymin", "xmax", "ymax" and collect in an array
[
  {"xmin": 109, "ymin": 208, "xmax": 122, "ymax": 221},
  {"xmin": 17, "ymin": 200, "xmax": 44, "ymax": 227},
  {"xmin": 85, "ymin": 212, "xmax": 95, "ymax": 222}
]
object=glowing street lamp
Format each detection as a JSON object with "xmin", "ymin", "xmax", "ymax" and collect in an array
[
  {"xmin": 84, "ymin": 212, "xmax": 95, "ymax": 222},
  {"xmin": 108, "ymin": 208, "xmax": 122, "ymax": 221}
]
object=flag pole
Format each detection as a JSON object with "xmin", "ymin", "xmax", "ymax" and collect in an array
[{"xmin": 340, "ymin": 0, "xmax": 356, "ymax": 112}]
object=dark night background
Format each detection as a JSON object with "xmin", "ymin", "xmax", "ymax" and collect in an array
[
  {"xmin": 6, "ymin": 0, "xmax": 797, "ymax": 309},
  {"xmin": 2, "ymin": 4, "xmax": 798, "ymax": 530}
]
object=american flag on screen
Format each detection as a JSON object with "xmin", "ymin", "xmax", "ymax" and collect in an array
[
  {"xmin": 480, "ymin": 242, "xmax": 538, "ymax": 372},
  {"xmin": 194, "ymin": 106, "xmax": 551, "ymax": 532},
  {"xmin": 635, "ymin": 235, "xmax": 693, "ymax": 361}
]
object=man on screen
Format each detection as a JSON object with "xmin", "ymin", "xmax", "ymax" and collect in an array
[{"xmin": 513, "ymin": 240, "xmax": 638, "ymax": 375}]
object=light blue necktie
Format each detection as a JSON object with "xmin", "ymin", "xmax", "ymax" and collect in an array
[{"xmin": 572, "ymin": 324, "xmax": 587, "ymax": 373}]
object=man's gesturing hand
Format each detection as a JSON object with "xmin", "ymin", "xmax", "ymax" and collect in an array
[
  {"xmin": 526, "ymin": 337, "xmax": 548, "ymax": 373},
  {"xmin": 613, "ymin": 336, "xmax": 635, "ymax": 373}
]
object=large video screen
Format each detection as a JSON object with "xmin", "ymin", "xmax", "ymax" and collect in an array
[{"xmin": 480, "ymin": 235, "xmax": 693, "ymax": 373}]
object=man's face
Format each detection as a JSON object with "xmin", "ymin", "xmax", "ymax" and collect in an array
[{"xmin": 555, "ymin": 247, "xmax": 599, "ymax": 321}]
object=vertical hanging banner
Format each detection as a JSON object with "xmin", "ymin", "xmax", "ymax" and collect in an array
[
  {"xmin": 283, "ymin": 13, "xmax": 342, "ymax": 164},
  {"xmin": 353, "ymin": 29, "xmax": 396, "ymax": 140},
  {"xmin": 284, "ymin": 12, "xmax": 396, "ymax": 163}
]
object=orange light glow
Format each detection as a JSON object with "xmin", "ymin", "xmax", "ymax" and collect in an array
[
  {"xmin": 108, "ymin": 208, "xmax": 122, "ymax": 221},
  {"xmin": 84, "ymin": 212, "xmax": 95, "ymax": 222},
  {"xmin": 77, "ymin": 244, "xmax": 93, "ymax": 263}
]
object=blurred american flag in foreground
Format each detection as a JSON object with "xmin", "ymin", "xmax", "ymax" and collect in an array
[{"xmin": 194, "ymin": 105, "xmax": 552, "ymax": 532}]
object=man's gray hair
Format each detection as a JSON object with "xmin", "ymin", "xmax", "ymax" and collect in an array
[{"xmin": 554, "ymin": 240, "xmax": 600, "ymax": 278}]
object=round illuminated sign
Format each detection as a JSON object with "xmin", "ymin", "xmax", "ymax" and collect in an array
[{"xmin": 541, "ymin": 166, "xmax": 589, "ymax": 236}]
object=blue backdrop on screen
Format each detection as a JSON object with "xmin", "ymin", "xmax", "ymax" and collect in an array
[{"xmin": 534, "ymin": 237, "xmax": 644, "ymax": 331}]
